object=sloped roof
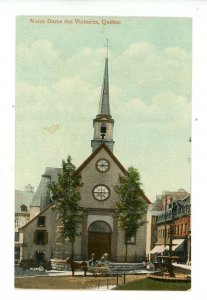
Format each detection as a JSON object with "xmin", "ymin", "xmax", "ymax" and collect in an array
[
  {"xmin": 15, "ymin": 190, "xmax": 34, "ymax": 213},
  {"xmin": 31, "ymin": 167, "xmax": 62, "ymax": 207},
  {"xmin": 75, "ymin": 143, "xmax": 127, "ymax": 176},
  {"xmin": 19, "ymin": 202, "xmax": 54, "ymax": 230},
  {"xmin": 182, "ymin": 194, "xmax": 190, "ymax": 202}
]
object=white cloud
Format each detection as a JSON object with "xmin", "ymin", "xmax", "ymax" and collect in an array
[
  {"xmin": 16, "ymin": 82, "xmax": 55, "ymax": 118},
  {"xmin": 16, "ymin": 40, "xmax": 65, "ymax": 85},
  {"xmin": 52, "ymin": 75, "xmax": 92, "ymax": 100},
  {"xmin": 16, "ymin": 40, "xmax": 191, "ymax": 105},
  {"xmin": 113, "ymin": 42, "xmax": 191, "ymax": 98},
  {"xmin": 16, "ymin": 40, "xmax": 108, "ymax": 87},
  {"xmin": 17, "ymin": 40, "xmax": 62, "ymax": 65},
  {"xmin": 16, "ymin": 38, "xmax": 191, "ymax": 198},
  {"xmin": 113, "ymin": 91, "xmax": 191, "ymax": 135}
]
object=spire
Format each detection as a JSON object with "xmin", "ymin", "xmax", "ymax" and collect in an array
[
  {"xmin": 98, "ymin": 40, "xmax": 111, "ymax": 117},
  {"xmin": 91, "ymin": 41, "xmax": 115, "ymax": 153}
]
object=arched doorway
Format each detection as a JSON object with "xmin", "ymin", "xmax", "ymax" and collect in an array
[{"xmin": 88, "ymin": 221, "xmax": 111, "ymax": 260}]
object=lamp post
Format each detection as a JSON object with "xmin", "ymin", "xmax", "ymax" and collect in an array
[
  {"xmin": 157, "ymin": 224, "xmax": 179, "ymax": 277},
  {"xmin": 164, "ymin": 195, "xmax": 167, "ymax": 247}
]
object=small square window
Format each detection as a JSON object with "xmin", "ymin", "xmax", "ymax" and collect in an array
[
  {"xmin": 37, "ymin": 216, "xmax": 45, "ymax": 227},
  {"xmin": 34, "ymin": 230, "xmax": 48, "ymax": 245}
]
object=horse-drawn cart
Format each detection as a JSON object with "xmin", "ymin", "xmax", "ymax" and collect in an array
[
  {"xmin": 87, "ymin": 261, "xmax": 110, "ymax": 276},
  {"xmin": 51, "ymin": 257, "xmax": 110, "ymax": 276}
]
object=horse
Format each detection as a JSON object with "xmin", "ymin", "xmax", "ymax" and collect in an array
[{"xmin": 66, "ymin": 257, "xmax": 88, "ymax": 276}]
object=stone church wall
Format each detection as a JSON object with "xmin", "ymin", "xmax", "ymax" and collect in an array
[
  {"xmin": 80, "ymin": 148, "xmax": 124, "ymax": 209},
  {"xmin": 20, "ymin": 146, "xmax": 148, "ymax": 263},
  {"xmin": 116, "ymin": 216, "xmax": 147, "ymax": 262}
]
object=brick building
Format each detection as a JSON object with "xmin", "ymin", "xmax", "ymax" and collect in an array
[{"xmin": 151, "ymin": 194, "xmax": 191, "ymax": 264}]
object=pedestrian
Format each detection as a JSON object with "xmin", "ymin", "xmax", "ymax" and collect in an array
[
  {"xmin": 100, "ymin": 253, "xmax": 109, "ymax": 263},
  {"xmin": 89, "ymin": 253, "xmax": 96, "ymax": 266},
  {"xmin": 143, "ymin": 260, "xmax": 147, "ymax": 269}
]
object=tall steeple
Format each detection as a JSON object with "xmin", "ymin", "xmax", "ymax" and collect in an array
[
  {"xmin": 98, "ymin": 57, "xmax": 111, "ymax": 117},
  {"xmin": 91, "ymin": 41, "xmax": 115, "ymax": 153}
]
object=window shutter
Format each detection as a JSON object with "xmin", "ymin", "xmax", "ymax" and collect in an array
[{"xmin": 44, "ymin": 231, "xmax": 48, "ymax": 245}]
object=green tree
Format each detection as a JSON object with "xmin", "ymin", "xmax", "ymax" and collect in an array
[
  {"xmin": 114, "ymin": 167, "xmax": 147, "ymax": 262},
  {"xmin": 48, "ymin": 156, "xmax": 82, "ymax": 259}
]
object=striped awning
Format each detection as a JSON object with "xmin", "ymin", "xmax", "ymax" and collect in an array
[
  {"xmin": 150, "ymin": 245, "xmax": 166, "ymax": 254},
  {"xmin": 165, "ymin": 239, "xmax": 185, "ymax": 251}
]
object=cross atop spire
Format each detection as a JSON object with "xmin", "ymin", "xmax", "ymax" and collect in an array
[{"xmin": 104, "ymin": 38, "xmax": 111, "ymax": 59}]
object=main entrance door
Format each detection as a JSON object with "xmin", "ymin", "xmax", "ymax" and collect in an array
[{"xmin": 88, "ymin": 221, "xmax": 111, "ymax": 260}]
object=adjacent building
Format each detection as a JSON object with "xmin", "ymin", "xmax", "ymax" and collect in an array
[
  {"xmin": 145, "ymin": 203, "xmax": 162, "ymax": 261},
  {"xmin": 15, "ymin": 184, "xmax": 34, "ymax": 263},
  {"xmin": 149, "ymin": 191, "xmax": 191, "ymax": 264}
]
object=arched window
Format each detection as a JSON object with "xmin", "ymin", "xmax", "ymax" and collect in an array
[{"xmin": 88, "ymin": 221, "xmax": 111, "ymax": 233}]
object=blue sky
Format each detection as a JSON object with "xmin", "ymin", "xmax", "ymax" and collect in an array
[{"xmin": 16, "ymin": 16, "xmax": 191, "ymax": 201}]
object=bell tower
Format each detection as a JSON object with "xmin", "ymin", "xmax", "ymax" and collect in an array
[{"xmin": 91, "ymin": 41, "xmax": 115, "ymax": 152}]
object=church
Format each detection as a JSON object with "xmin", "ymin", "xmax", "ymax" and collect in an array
[{"xmin": 19, "ymin": 54, "xmax": 151, "ymax": 264}]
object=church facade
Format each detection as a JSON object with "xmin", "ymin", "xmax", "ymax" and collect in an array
[{"xmin": 19, "ymin": 56, "xmax": 151, "ymax": 263}]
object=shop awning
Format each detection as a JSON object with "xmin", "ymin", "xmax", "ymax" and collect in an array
[
  {"xmin": 165, "ymin": 239, "xmax": 185, "ymax": 251},
  {"xmin": 150, "ymin": 245, "xmax": 166, "ymax": 254},
  {"xmin": 150, "ymin": 239, "xmax": 185, "ymax": 254}
]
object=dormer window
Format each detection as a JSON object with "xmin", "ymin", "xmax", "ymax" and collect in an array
[{"xmin": 20, "ymin": 204, "xmax": 27, "ymax": 212}]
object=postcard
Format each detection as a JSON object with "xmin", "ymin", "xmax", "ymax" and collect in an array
[{"xmin": 10, "ymin": 11, "xmax": 194, "ymax": 294}]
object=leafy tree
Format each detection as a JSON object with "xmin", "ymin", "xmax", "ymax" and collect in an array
[
  {"xmin": 48, "ymin": 156, "xmax": 82, "ymax": 259},
  {"xmin": 114, "ymin": 167, "xmax": 147, "ymax": 262}
]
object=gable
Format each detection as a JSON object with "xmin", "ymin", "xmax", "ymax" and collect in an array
[
  {"xmin": 81, "ymin": 147, "xmax": 127, "ymax": 180},
  {"xmin": 79, "ymin": 148, "xmax": 126, "ymax": 209},
  {"xmin": 76, "ymin": 144, "xmax": 151, "ymax": 205},
  {"xmin": 75, "ymin": 143, "xmax": 127, "ymax": 176},
  {"xmin": 19, "ymin": 203, "xmax": 54, "ymax": 230},
  {"xmin": 76, "ymin": 144, "xmax": 150, "ymax": 208}
]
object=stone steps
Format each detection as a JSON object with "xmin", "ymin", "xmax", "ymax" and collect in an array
[
  {"xmin": 50, "ymin": 259, "xmax": 144, "ymax": 272},
  {"xmin": 50, "ymin": 259, "xmax": 70, "ymax": 270}
]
